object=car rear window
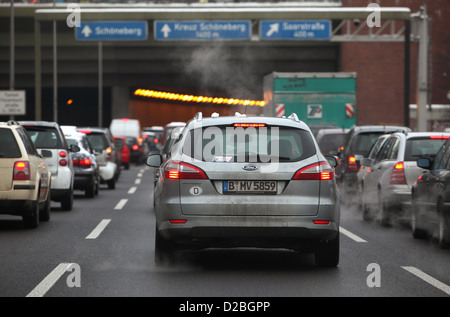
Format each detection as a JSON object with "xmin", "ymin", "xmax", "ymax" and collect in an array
[
  {"xmin": 318, "ymin": 133, "xmax": 347, "ymax": 154},
  {"xmin": 182, "ymin": 125, "xmax": 316, "ymax": 163},
  {"xmin": 404, "ymin": 137, "xmax": 448, "ymax": 161},
  {"xmin": 352, "ymin": 132, "xmax": 385, "ymax": 156},
  {"xmin": 0, "ymin": 128, "xmax": 21, "ymax": 158},
  {"xmin": 24, "ymin": 127, "xmax": 62, "ymax": 149},
  {"xmin": 85, "ymin": 133, "xmax": 109, "ymax": 151}
]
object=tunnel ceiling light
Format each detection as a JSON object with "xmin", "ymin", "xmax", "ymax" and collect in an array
[{"xmin": 133, "ymin": 89, "xmax": 265, "ymax": 107}]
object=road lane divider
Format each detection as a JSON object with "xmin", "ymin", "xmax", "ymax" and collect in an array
[
  {"xmin": 339, "ymin": 227, "xmax": 368, "ymax": 243},
  {"xmin": 135, "ymin": 178, "xmax": 142, "ymax": 185},
  {"xmin": 401, "ymin": 266, "xmax": 450, "ymax": 296},
  {"xmin": 128, "ymin": 186, "xmax": 137, "ymax": 194},
  {"xmin": 114, "ymin": 199, "xmax": 128, "ymax": 210},
  {"xmin": 86, "ymin": 219, "xmax": 111, "ymax": 240},
  {"xmin": 26, "ymin": 263, "xmax": 75, "ymax": 297}
]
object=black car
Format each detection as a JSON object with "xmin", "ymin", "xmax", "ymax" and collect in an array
[
  {"xmin": 411, "ymin": 138, "xmax": 450, "ymax": 248},
  {"xmin": 335, "ymin": 125, "xmax": 410, "ymax": 201}
]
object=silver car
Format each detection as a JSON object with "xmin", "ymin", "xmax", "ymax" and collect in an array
[
  {"xmin": 359, "ymin": 132, "xmax": 450, "ymax": 225},
  {"xmin": 147, "ymin": 112, "xmax": 340, "ymax": 267}
]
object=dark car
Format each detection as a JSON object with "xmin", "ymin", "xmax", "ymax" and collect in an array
[
  {"xmin": 411, "ymin": 138, "xmax": 450, "ymax": 248},
  {"xmin": 335, "ymin": 125, "xmax": 410, "ymax": 201}
]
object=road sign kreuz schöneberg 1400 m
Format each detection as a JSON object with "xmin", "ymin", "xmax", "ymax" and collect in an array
[
  {"xmin": 76, "ymin": 21, "xmax": 148, "ymax": 41},
  {"xmin": 154, "ymin": 21, "xmax": 251, "ymax": 40}
]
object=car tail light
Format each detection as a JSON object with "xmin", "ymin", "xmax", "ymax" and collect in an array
[
  {"xmin": 347, "ymin": 156, "xmax": 359, "ymax": 172},
  {"xmin": 169, "ymin": 219, "xmax": 187, "ymax": 224},
  {"xmin": 59, "ymin": 151, "xmax": 68, "ymax": 166},
  {"xmin": 292, "ymin": 162, "xmax": 334, "ymax": 181},
  {"xmin": 73, "ymin": 158, "xmax": 92, "ymax": 168},
  {"xmin": 13, "ymin": 161, "xmax": 31, "ymax": 181},
  {"xmin": 164, "ymin": 161, "xmax": 208, "ymax": 180},
  {"xmin": 132, "ymin": 144, "xmax": 139, "ymax": 151},
  {"xmin": 390, "ymin": 162, "xmax": 407, "ymax": 185},
  {"xmin": 429, "ymin": 135, "xmax": 450, "ymax": 139},
  {"xmin": 313, "ymin": 220, "xmax": 330, "ymax": 224}
]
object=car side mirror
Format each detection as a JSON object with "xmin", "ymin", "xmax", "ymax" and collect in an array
[
  {"xmin": 417, "ymin": 158, "xmax": 431, "ymax": 169},
  {"xmin": 325, "ymin": 155, "xmax": 338, "ymax": 168},
  {"xmin": 40, "ymin": 149, "xmax": 53, "ymax": 158},
  {"xmin": 146, "ymin": 154, "xmax": 163, "ymax": 167}
]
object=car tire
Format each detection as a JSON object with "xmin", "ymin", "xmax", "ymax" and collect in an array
[
  {"xmin": 107, "ymin": 178, "xmax": 115, "ymax": 190},
  {"xmin": 61, "ymin": 189, "xmax": 73, "ymax": 211},
  {"xmin": 23, "ymin": 201, "xmax": 39, "ymax": 229},
  {"xmin": 154, "ymin": 224, "xmax": 177, "ymax": 265},
  {"xmin": 378, "ymin": 191, "xmax": 391, "ymax": 227},
  {"xmin": 85, "ymin": 177, "xmax": 96, "ymax": 198},
  {"xmin": 39, "ymin": 190, "xmax": 51, "ymax": 222},
  {"xmin": 438, "ymin": 201, "xmax": 450, "ymax": 249},
  {"xmin": 411, "ymin": 202, "xmax": 427, "ymax": 239},
  {"xmin": 314, "ymin": 234, "xmax": 339, "ymax": 267}
]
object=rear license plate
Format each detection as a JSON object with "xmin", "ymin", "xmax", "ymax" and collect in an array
[{"xmin": 223, "ymin": 180, "xmax": 277, "ymax": 194}]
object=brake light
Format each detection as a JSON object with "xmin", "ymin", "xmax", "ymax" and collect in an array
[
  {"xmin": 121, "ymin": 118, "xmax": 130, "ymax": 121},
  {"xmin": 164, "ymin": 161, "xmax": 208, "ymax": 180},
  {"xmin": 132, "ymin": 144, "xmax": 139, "ymax": 151},
  {"xmin": 430, "ymin": 135, "xmax": 450, "ymax": 139},
  {"xmin": 13, "ymin": 161, "xmax": 31, "ymax": 181},
  {"xmin": 313, "ymin": 220, "xmax": 330, "ymax": 224},
  {"xmin": 292, "ymin": 162, "xmax": 334, "ymax": 181},
  {"xmin": 58, "ymin": 151, "xmax": 68, "ymax": 166},
  {"xmin": 347, "ymin": 156, "xmax": 359, "ymax": 172},
  {"xmin": 78, "ymin": 130, "xmax": 92, "ymax": 134},
  {"xmin": 169, "ymin": 219, "xmax": 187, "ymax": 224},
  {"xmin": 233, "ymin": 123, "xmax": 266, "ymax": 128},
  {"xmin": 59, "ymin": 151, "xmax": 67, "ymax": 158},
  {"xmin": 73, "ymin": 158, "xmax": 92, "ymax": 168},
  {"xmin": 390, "ymin": 162, "xmax": 407, "ymax": 185}
]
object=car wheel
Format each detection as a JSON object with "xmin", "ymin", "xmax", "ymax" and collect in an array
[
  {"xmin": 85, "ymin": 177, "xmax": 96, "ymax": 198},
  {"xmin": 438, "ymin": 201, "xmax": 450, "ymax": 249},
  {"xmin": 411, "ymin": 201, "xmax": 427, "ymax": 239},
  {"xmin": 23, "ymin": 201, "xmax": 39, "ymax": 229},
  {"xmin": 61, "ymin": 189, "xmax": 73, "ymax": 211},
  {"xmin": 314, "ymin": 234, "xmax": 339, "ymax": 267},
  {"xmin": 107, "ymin": 178, "xmax": 115, "ymax": 190},
  {"xmin": 154, "ymin": 224, "xmax": 177, "ymax": 265},
  {"xmin": 39, "ymin": 191, "xmax": 51, "ymax": 222},
  {"xmin": 378, "ymin": 191, "xmax": 391, "ymax": 227}
]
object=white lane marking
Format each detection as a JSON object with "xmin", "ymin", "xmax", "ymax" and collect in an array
[
  {"xmin": 402, "ymin": 266, "xmax": 450, "ymax": 296},
  {"xmin": 128, "ymin": 186, "xmax": 137, "ymax": 194},
  {"xmin": 114, "ymin": 199, "xmax": 128, "ymax": 210},
  {"xmin": 137, "ymin": 173, "xmax": 143, "ymax": 178},
  {"xmin": 26, "ymin": 263, "xmax": 74, "ymax": 297},
  {"xmin": 135, "ymin": 178, "xmax": 141, "ymax": 185},
  {"xmin": 339, "ymin": 226, "xmax": 368, "ymax": 243},
  {"xmin": 86, "ymin": 219, "xmax": 111, "ymax": 240}
]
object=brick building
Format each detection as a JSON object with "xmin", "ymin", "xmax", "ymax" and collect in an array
[{"xmin": 341, "ymin": 0, "xmax": 450, "ymax": 130}]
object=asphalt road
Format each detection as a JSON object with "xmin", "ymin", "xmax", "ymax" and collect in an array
[{"xmin": 1, "ymin": 164, "xmax": 449, "ymax": 299}]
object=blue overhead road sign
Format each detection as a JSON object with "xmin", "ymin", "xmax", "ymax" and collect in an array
[
  {"xmin": 155, "ymin": 21, "xmax": 251, "ymax": 40},
  {"xmin": 76, "ymin": 21, "xmax": 148, "ymax": 41},
  {"xmin": 260, "ymin": 20, "xmax": 331, "ymax": 40}
]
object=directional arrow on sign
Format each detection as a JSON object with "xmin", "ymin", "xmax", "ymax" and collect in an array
[
  {"xmin": 266, "ymin": 23, "xmax": 279, "ymax": 37},
  {"xmin": 161, "ymin": 24, "xmax": 171, "ymax": 38},
  {"xmin": 81, "ymin": 25, "xmax": 92, "ymax": 38}
]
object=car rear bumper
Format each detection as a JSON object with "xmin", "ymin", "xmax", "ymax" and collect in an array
[
  {"xmin": 157, "ymin": 216, "xmax": 339, "ymax": 251},
  {"xmin": 99, "ymin": 162, "xmax": 116, "ymax": 182}
]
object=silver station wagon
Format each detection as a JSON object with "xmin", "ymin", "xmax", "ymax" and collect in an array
[{"xmin": 147, "ymin": 112, "xmax": 340, "ymax": 267}]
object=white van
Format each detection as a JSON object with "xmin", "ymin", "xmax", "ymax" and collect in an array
[{"xmin": 110, "ymin": 118, "xmax": 142, "ymax": 140}]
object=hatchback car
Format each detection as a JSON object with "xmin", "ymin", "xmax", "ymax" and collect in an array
[
  {"xmin": 62, "ymin": 127, "xmax": 100, "ymax": 198},
  {"xmin": 77, "ymin": 127, "xmax": 119, "ymax": 190},
  {"xmin": 147, "ymin": 112, "xmax": 340, "ymax": 267},
  {"xmin": 359, "ymin": 132, "xmax": 450, "ymax": 225},
  {"xmin": 0, "ymin": 121, "xmax": 51, "ymax": 228},
  {"xmin": 19, "ymin": 121, "xmax": 78, "ymax": 211},
  {"xmin": 411, "ymin": 138, "xmax": 450, "ymax": 248},
  {"xmin": 335, "ymin": 125, "xmax": 411, "ymax": 202},
  {"xmin": 315, "ymin": 128, "xmax": 349, "ymax": 156}
]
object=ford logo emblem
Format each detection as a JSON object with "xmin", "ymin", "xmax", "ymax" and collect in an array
[{"xmin": 243, "ymin": 164, "xmax": 258, "ymax": 171}]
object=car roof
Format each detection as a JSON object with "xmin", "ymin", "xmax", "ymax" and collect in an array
[
  {"xmin": 18, "ymin": 121, "xmax": 60, "ymax": 128},
  {"xmin": 351, "ymin": 125, "xmax": 411, "ymax": 133},
  {"xmin": 316, "ymin": 128, "xmax": 349, "ymax": 135},
  {"xmin": 393, "ymin": 131, "xmax": 450, "ymax": 139},
  {"xmin": 186, "ymin": 112, "xmax": 311, "ymax": 130}
]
